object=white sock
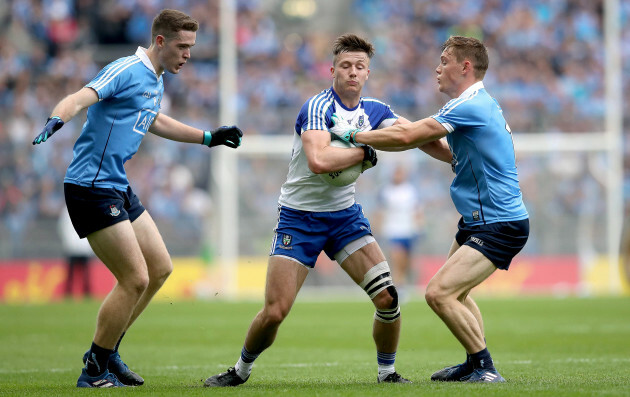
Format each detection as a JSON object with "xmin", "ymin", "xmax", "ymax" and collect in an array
[
  {"xmin": 234, "ymin": 358, "xmax": 253, "ymax": 380},
  {"xmin": 378, "ymin": 364, "xmax": 395, "ymax": 381}
]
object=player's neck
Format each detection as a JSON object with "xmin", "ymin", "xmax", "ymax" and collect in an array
[
  {"xmin": 332, "ymin": 84, "xmax": 361, "ymax": 109},
  {"xmin": 451, "ymin": 78, "xmax": 481, "ymax": 98},
  {"xmin": 145, "ymin": 45, "xmax": 164, "ymax": 76},
  {"xmin": 336, "ymin": 91, "xmax": 361, "ymax": 109}
]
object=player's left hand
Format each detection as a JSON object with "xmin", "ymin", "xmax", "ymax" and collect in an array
[
  {"xmin": 330, "ymin": 113, "xmax": 359, "ymax": 144},
  {"xmin": 203, "ymin": 126, "xmax": 243, "ymax": 148},
  {"xmin": 361, "ymin": 145, "xmax": 377, "ymax": 172}
]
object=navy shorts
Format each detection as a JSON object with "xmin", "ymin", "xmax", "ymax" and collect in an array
[
  {"xmin": 270, "ymin": 203, "xmax": 373, "ymax": 268},
  {"xmin": 455, "ymin": 217, "xmax": 529, "ymax": 270},
  {"xmin": 64, "ymin": 183, "xmax": 146, "ymax": 238}
]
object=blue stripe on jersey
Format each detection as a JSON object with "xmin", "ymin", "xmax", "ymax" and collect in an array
[
  {"xmin": 306, "ymin": 89, "xmax": 334, "ymax": 131},
  {"xmin": 296, "ymin": 88, "xmax": 398, "ymax": 135}
]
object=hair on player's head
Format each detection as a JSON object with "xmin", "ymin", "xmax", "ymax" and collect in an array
[
  {"xmin": 332, "ymin": 34, "xmax": 374, "ymax": 66},
  {"xmin": 441, "ymin": 36, "xmax": 488, "ymax": 79}
]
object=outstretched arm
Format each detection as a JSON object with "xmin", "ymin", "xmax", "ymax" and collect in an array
[
  {"xmin": 149, "ymin": 113, "xmax": 205, "ymax": 144},
  {"xmin": 51, "ymin": 87, "xmax": 100, "ymax": 122},
  {"xmin": 355, "ymin": 117, "xmax": 448, "ymax": 148},
  {"xmin": 33, "ymin": 87, "xmax": 99, "ymax": 144},
  {"xmin": 150, "ymin": 113, "xmax": 242, "ymax": 148},
  {"xmin": 379, "ymin": 117, "xmax": 453, "ymax": 162}
]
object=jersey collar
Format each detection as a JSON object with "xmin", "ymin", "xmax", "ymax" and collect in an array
[
  {"xmin": 330, "ymin": 87, "xmax": 361, "ymax": 111},
  {"xmin": 135, "ymin": 47, "xmax": 163, "ymax": 77},
  {"xmin": 459, "ymin": 81, "xmax": 484, "ymax": 98}
]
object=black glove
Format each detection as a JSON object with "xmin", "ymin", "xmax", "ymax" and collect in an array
[
  {"xmin": 202, "ymin": 125, "xmax": 243, "ymax": 148},
  {"xmin": 361, "ymin": 145, "xmax": 378, "ymax": 172},
  {"xmin": 33, "ymin": 117, "xmax": 64, "ymax": 145}
]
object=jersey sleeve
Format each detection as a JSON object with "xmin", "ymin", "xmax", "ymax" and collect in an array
[
  {"xmin": 294, "ymin": 96, "xmax": 332, "ymax": 135},
  {"xmin": 85, "ymin": 58, "xmax": 134, "ymax": 101},
  {"xmin": 431, "ymin": 98, "xmax": 486, "ymax": 133},
  {"xmin": 363, "ymin": 98, "xmax": 399, "ymax": 129}
]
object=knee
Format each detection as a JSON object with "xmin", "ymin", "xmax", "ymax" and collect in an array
[
  {"xmin": 373, "ymin": 286, "xmax": 401, "ymax": 323},
  {"xmin": 148, "ymin": 258, "xmax": 173, "ymax": 286},
  {"xmin": 126, "ymin": 272, "xmax": 150, "ymax": 297},
  {"xmin": 424, "ymin": 282, "xmax": 447, "ymax": 312},
  {"xmin": 260, "ymin": 304, "xmax": 290, "ymax": 328},
  {"xmin": 373, "ymin": 288, "xmax": 396, "ymax": 310}
]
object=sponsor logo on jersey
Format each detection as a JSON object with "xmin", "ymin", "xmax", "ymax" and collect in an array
[{"xmin": 109, "ymin": 205, "xmax": 121, "ymax": 217}]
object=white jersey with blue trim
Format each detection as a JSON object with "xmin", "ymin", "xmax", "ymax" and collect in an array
[
  {"xmin": 431, "ymin": 81, "xmax": 528, "ymax": 225},
  {"xmin": 64, "ymin": 47, "xmax": 164, "ymax": 191},
  {"xmin": 278, "ymin": 87, "xmax": 398, "ymax": 212}
]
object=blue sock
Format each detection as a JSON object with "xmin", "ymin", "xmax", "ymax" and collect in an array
[
  {"xmin": 377, "ymin": 351, "xmax": 396, "ymax": 380},
  {"xmin": 85, "ymin": 342, "xmax": 113, "ymax": 376},
  {"xmin": 470, "ymin": 347, "xmax": 495, "ymax": 371},
  {"xmin": 235, "ymin": 346, "xmax": 259, "ymax": 379}
]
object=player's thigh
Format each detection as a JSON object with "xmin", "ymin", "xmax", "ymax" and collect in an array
[
  {"xmin": 446, "ymin": 239, "xmax": 460, "ymax": 259},
  {"xmin": 87, "ymin": 220, "xmax": 147, "ymax": 282},
  {"xmin": 131, "ymin": 211, "xmax": 172, "ymax": 276},
  {"xmin": 339, "ymin": 241, "xmax": 386, "ymax": 284},
  {"xmin": 428, "ymin": 245, "xmax": 496, "ymax": 299},
  {"xmin": 264, "ymin": 256, "xmax": 309, "ymax": 311}
]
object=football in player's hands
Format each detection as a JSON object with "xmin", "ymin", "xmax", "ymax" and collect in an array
[{"xmin": 318, "ymin": 140, "xmax": 362, "ymax": 187}]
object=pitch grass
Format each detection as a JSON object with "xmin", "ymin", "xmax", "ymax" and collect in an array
[{"xmin": 1, "ymin": 296, "xmax": 629, "ymax": 396}]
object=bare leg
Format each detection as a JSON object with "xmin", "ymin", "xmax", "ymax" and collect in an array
[
  {"xmin": 444, "ymin": 240, "xmax": 485, "ymax": 338},
  {"xmin": 87, "ymin": 221, "xmax": 149, "ymax": 349},
  {"xmin": 124, "ymin": 211, "xmax": 173, "ymax": 330},
  {"xmin": 425, "ymin": 243, "xmax": 495, "ymax": 354},
  {"xmin": 339, "ymin": 242, "xmax": 400, "ymax": 354},
  {"xmin": 244, "ymin": 256, "xmax": 309, "ymax": 353}
]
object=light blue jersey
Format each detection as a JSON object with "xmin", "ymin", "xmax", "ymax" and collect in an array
[
  {"xmin": 64, "ymin": 47, "xmax": 164, "ymax": 190},
  {"xmin": 432, "ymin": 81, "xmax": 528, "ymax": 226}
]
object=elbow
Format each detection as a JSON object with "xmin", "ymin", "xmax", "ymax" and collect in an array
[
  {"xmin": 397, "ymin": 131, "xmax": 416, "ymax": 147},
  {"xmin": 308, "ymin": 159, "xmax": 327, "ymax": 174}
]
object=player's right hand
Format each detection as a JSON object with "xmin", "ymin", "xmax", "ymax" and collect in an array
[
  {"xmin": 361, "ymin": 145, "xmax": 378, "ymax": 172},
  {"xmin": 32, "ymin": 116, "xmax": 64, "ymax": 145}
]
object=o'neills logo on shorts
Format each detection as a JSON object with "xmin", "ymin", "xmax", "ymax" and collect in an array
[
  {"xmin": 109, "ymin": 205, "xmax": 121, "ymax": 217},
  {"xmin": 469, "ymin": 236, "xmax": 484, "ymax": 246}
]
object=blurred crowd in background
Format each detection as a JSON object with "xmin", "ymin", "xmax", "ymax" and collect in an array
[{"xmin": 0, "ymin": 0, "xmax": 628, "ymax": 259}]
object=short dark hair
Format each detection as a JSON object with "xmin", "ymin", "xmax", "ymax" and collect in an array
[
  {"xmin": 151, "ymin": 9, "xmax": 199, "ymax": 43},
  {"xmin": 442, "ymin": 36, "xmax": 489, "ymax": 79},
  {"xmin": 332, "ymin": 34, "xmax": 375, "ymax": 66}
]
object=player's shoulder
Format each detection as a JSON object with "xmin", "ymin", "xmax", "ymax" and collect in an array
[
  {"xmin": 361, "ymin": 96, "xmax": 392, "ymax": 110},
  {"xmin": 437, "ymin": 87, "xmax": 492, "ymax": 118},
  {"xmin": 299, "ymin": 88, "xmax": 335, "ymax": 116},
  {"xmin": 102, "ymin": 54, "xmax": 143, "ymax": 73},
  {"xmin": 303, "ymin": 88, "xmax": 334, "ymax": 107}
]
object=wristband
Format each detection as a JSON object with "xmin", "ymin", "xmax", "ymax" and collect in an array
[{"xmin": 202, "ymin": 130, "xmax": 212, "ymax": 146}]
